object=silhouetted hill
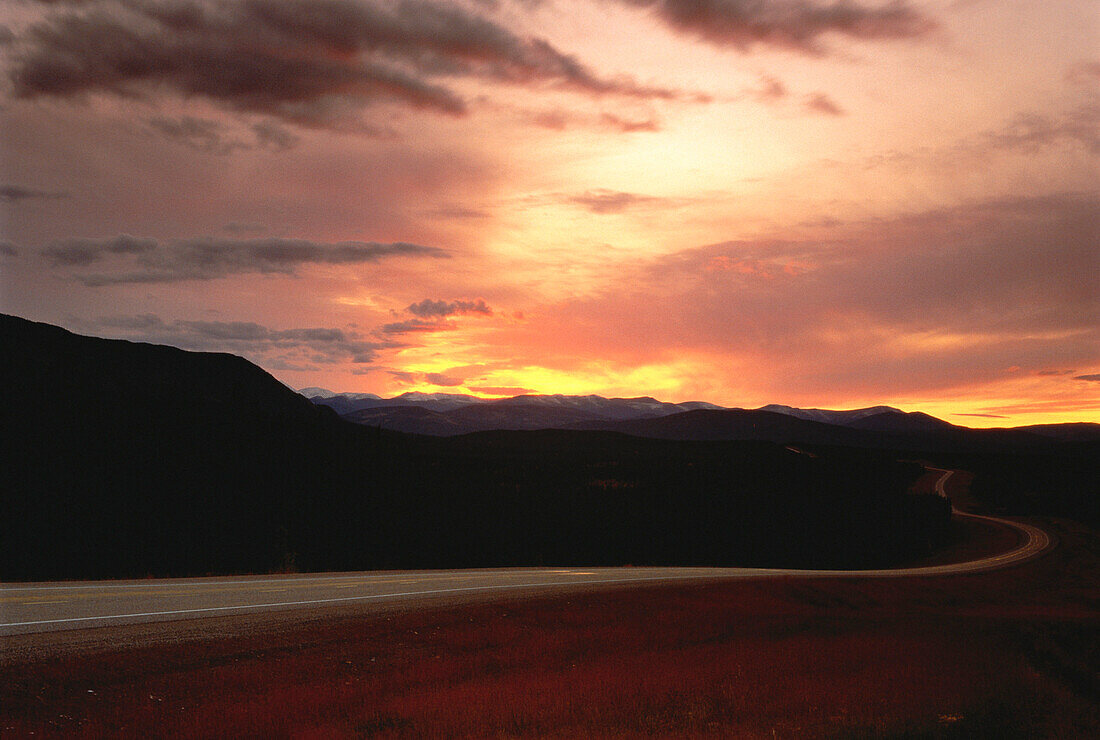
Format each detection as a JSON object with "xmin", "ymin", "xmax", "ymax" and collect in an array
[
  {"xmin": 572, "ymin": 408, "xmax": 1087, "ymax": 455},
  {"xmin": 571, "ymin": 408, "xmax": 882, "ymax": 446},
  {"xmin": 13, "ymin": 313, "xmax": 1089, "ymax": 580},
  {"xmin": 845, "ymin": 410, "xmax": 958, "ymax": 434},
  {"xmin": 1015, "ymin": 422, "xmax": 1100, "ymax": 442},
  {"xmin": 343, "ymin": 405, "xmax": 468, "ymax": 435},
  {"xmin": 1, "ymin": 314, "xmax": 330, "ymax": 432},
  {"xmin": 1, "ymin": 314, "xmax": 370, "ymax": 578}
]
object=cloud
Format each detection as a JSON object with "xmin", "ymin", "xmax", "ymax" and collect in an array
[
  {"xmin": 379, "ymin": 318, "xmax": 449, "ymax": 334},
  {"xmin": 1075, "ymin": 374, "xmax": 1100, "ymax": 382},
  {"xmin": 803, "ymin": 92, "xmax": 844, "ymax": 116},
  {"xmin": 0, "ymin": 242, "xmax": 19, "ymax": 257},
  {"xmin": 407, "ymin": 298, "xmax": 493, "ymax": 317},
  {"xmin": 1, "ymin": 183, "xmax": 68, "ymax": 202},
  {"xmin": 598, "ymin": 112, "xmax": 662, "ymax": 132},
  {"xmin": 98, "ymin": 314, "xmax": 390, "ymax": 364},
  {"xmin": 147, "ymin": 116, "xmax": 248, "ymax": 155},
  {"xmin": 221, "ymin": 222, "xmax": 267, "ymax": 235},
  {"xmin": 424, "ymin": 372, "xmax": 464, "ymax": 386},
  {"xmin": 522, "ymin": 108, "xmax": 661, "ymax": 132},
  {"xmin": 249, "ymin": 120, "xmax": 301, "ymax": 150},
  {"xmin": 146, "ymin": 116, "xmax": 302, "ymax": 153},
  {"xmin": 954, "ymin": 413, "xmax": 1008, "ymax": 419},
  {"xmin": 468, "ymin": 385, "xmax": 537, "ymax": 396},
  {"xmin": 568, "ymin": 189, "xmax": 661, "ymax": 214},
  {"xmin": 619, "ymin": 0, "xmax": 936, "ymax": 55},
  {"xmin": 752, "ymin": 74, "xmax": 787, "ymax": 102},
  {"xmin": 529, "ymin": 192, "xmax": 1099, "ymax": 398},
  {"xmin": 1065, "ymin": 60, "xmax": 1100, "ymax": 85},
  {"xmin": 982, "ymin": 104, "xmax": 1100, "ymax": 155},
  {"xmin": 42, "ymin": 235, "xmax": 448, "ymax": 284},
  {"xmin": 8, "ymin": 0, "xmax": 692, "ymax": 130},
  {"xmin": 380, "ymin": 298, "xmax": 494, "ymax": 335}
]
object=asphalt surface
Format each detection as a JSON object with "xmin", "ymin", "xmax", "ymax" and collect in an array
[{"xmin": 1, "ymin": 478, "xmax": 1051, "ymax": 638}]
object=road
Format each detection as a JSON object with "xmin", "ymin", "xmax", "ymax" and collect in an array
[{"xmin": 1, "ymin": 472, "xmax": 1051, "ymax": 637}]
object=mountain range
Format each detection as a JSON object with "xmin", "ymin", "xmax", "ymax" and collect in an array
[{"xmin": 301, "ymin": 388, "xmax": 1100, "ymax": 449}]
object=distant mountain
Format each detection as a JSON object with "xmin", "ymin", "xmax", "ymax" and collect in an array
[
  {"xmin": 487, "ymin": 394, "xmax": 721, "ymax": 420},
  {"xmin": 298, "ymin": 386, "xmax": 379, "ymax": 401},
  {"xmin": 757, "ymin": 404, "xmax": 902, "ymax": 426},
  {"xmin": 304, "ymin": 388, "xmax": 722, "ymax": 424},
  {"xmin": 302, "ymin": 389, "xmax": 486, "ymax": 414},
  {"xmin": 319, "ymin": 390, "xmax": 1094, "ymax": 452}
]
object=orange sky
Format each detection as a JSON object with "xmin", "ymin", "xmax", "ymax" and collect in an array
[{"xmin": 1, "ymin": 0, "xmax": 1097, "ymax": 426}]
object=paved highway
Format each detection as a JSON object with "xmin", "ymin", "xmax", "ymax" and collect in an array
[{"xmin": 1, "ymin": 471, "xmax": 1051, "ymax": 637}]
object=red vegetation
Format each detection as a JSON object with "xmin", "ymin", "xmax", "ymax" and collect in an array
[{"xmin": 4, "ymin": 519, "xmax": 1098, "ymax": 738}]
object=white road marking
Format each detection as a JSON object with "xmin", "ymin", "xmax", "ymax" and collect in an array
[
  {"xmin": 0, "ymin": 570, "xmax": 477, "ymax": 592},
  {"xmin": 0, "ymin": 575, "xmax": 774, "ymax": 628}
]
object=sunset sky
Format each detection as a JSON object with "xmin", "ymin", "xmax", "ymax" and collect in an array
[{"xmin": 1, "ymin": 0, "xmax": 1097, "ymax": 425}]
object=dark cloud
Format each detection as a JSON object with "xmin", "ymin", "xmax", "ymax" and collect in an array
[
  {"xmin": 8, "ymin": 0, "xmax": 691, "ymax": 130},
  {"xmin": 0, "ymin": 183, "xmax": 68, "ymax": 202},
  {"xmin": 221, "ymin": 221, "xmax": 267, "ymax": 235},
  {"xmin": 147, "ymin": 116, "xmax": 302, "ymax": 153},
  {"xmin": 147, "ymin": 115, "xmax": 248, "ymax": 155},
  {"xmin": 42, "ymin": 235, "xmax": 448, "ymax": 284},
  {"xmin": 379, "ymin": 317, "xmax": 449, "ymax": 334},
  {"xmin": 424, "ymin": 372, "xmax": 464, "ymax": 386},
  {"xmin": 0, "ymin": 242, "xmax": 19, "ymax": 257},
  {"xmin": 407, "ymin": 298, "xmax": 493, "ymax": 317},
  {"xmin": 1075, "ymin": 374, "xmax": 1100, "ymax": 382},
  {"xmin": 250, "ymin": 120, "xmax": 301, "ymax": 150},
  {"xmin": 43, "ymin": 234, "xmax": 155, "ymax": 265},
  {"xmin": 804, "ymin": 92, "xmax": 844, "ymax": 116},
  {"xmin": 97, "ymin": 314, "xmax": 389, "ymax": 364},
  {"xmin": 954, "ymin": 413, "xmax": 1008, "ymax": 419},
  {"xmin": 619, "ymin": 0, "xmax": 936, "ymax": 54}
]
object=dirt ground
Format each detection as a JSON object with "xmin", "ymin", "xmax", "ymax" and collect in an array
[{"xmin": 3, "ymin": 516, "xmax": 1097, "ymax": 738}]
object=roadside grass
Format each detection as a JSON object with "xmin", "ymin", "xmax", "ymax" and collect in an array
[{"xmin": 4, "ymin": 520, "xmax": 1098, "ymax": 738}]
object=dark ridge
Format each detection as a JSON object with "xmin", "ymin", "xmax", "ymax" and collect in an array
[{"xmin": 4, "ymin": 313, "xmax": 1092, "ymax": 581}]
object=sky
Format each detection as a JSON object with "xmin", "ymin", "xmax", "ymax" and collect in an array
[{"xmin": 0, "ymin": 0, "xmax": 1097, "ymax": 426}]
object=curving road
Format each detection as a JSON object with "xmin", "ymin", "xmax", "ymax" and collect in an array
[{"xmin": 0, "ymin": 469, "xmax": 1051, "ymax": 637}]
